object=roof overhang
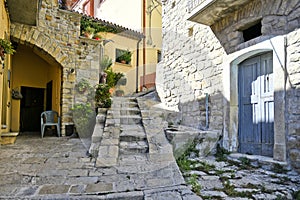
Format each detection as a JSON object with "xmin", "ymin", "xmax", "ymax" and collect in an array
[{"xmin": 187, "ymin": 0, "xmax": 252, "ymax": 26}]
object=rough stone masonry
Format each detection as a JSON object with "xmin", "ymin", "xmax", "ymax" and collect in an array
[{"xmin": 157, "ymin": 0, "xmax": 300, "ymax": 171}]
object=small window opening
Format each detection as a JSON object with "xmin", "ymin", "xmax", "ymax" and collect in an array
[
  {"xmin": 157, "ymin": 50, "xmax": 162, "ymax": 63},
  {"xmin": 242, "ymin": 21, "xmax": 262, "ymax": 42}
]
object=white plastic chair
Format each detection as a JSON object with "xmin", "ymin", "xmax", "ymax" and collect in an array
[{"xmin": 41, "ymin": 111, "xmax": 60, "ymax": 138}]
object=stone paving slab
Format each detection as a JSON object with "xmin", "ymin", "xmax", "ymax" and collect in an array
[{"xmin": 1, "ymin": 95, "xmax": 299, "ymax": 199}]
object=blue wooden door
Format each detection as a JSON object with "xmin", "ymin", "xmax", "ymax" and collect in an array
[{"xmin": 238, "ymin": 52, "xmax": 274, "ymax": 157}]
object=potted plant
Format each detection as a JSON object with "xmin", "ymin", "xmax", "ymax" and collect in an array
[
  {"xmin": 0, "ymin": 39, "xmax": 16, "ymax": 58},
  {"xmin": 82, "ymin": 26, "xmax": 95, "ymax": 39},
  {"xmin": 116, "ymin": 49, "xmax": 132, "ymax": 64},
  {"xmin": 93, "ymin": 32, "xmax": 103, "ymax": 40},
  {"xmin": 75, "ymin": 78, "xmax": 91, "ymax": 93}
]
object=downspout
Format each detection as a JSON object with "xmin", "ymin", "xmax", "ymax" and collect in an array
[
  {"xmin": 284, "ymin": 35, "xmax": 288, "ymax": 162},
  {"xmin": 142, "ymin": 0, "xmax": 146, "ymax": 89},
  {"xmin": 90, "ymin": 0, "xmax": 94, "ymax": 17},
  {"xmin": 136, "ymin": 38, "xmax": 143, "ymax": 93}
]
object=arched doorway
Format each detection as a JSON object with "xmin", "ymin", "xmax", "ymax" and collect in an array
[
  {"xmin": 223, "ymin": 36, "xmax": 286, "ymax": 161},
  {"xmin": 11, "ymin": 44, "xmax": 62, "ymax": 134}
]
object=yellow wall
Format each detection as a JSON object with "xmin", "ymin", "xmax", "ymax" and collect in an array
[
  {"xmin": 142, "ymin": 0, "xmax": 162, "ymax": 86},
  {"xmin": 11, "ymin": 45, "xmax": 61, "ymax": 131},
  {"xmin": 144, "ymin": 0, "xmax": 162, "ymax": 85},
  {"xmin": 102, "ymin": 32, "xmax": 144, "ymax": 95},
  {"xmin": 0, "ymin": 0, "xmax": 11, "ymax": 134}
]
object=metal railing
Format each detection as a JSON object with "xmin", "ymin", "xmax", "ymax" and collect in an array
[{"xmin": 187, "ymin": 0, "xmax": 206, "ymax": 13}]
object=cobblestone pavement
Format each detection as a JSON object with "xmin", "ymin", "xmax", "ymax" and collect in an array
[{"xmin": 0, "ymin": 95, "xmax": 299, "ymax": 199}]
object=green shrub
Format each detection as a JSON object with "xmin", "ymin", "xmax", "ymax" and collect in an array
[
  {"xmin": 104, "ymin": 67, "xmax": 124, "ymax": 88},
  {"xmin": 72, "ymin": 103, "xmax": 95, "ymax": 137},
  {"xmin": 95, "ymin": 84, "xmax": 111, "ymax": 108},
  {"xmin": 100, "ymin": 55, "xmax": 113, "ymax": 71},
  {"xmin": 80, "ymin": 16, "xmax": 121, "ymax": 36},
  {"xmin": 0, "ymin": 39, "xmax": 16, "ymax": 55}
]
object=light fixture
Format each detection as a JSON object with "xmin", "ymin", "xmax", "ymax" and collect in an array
[{"xmin": 67, "ymin": 68, "xmax": 75, "ymax": 74}]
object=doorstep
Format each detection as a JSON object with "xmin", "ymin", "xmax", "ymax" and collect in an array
[{"xmin": 1, "ymin": 132, "xmax": 19, "ymax": 145}]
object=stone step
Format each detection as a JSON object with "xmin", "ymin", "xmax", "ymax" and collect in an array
[
  {"xmin": 120, "ymin": 115, "xmax": 142, "ymax": 124},
  {"xmin": 120, "ymin": 107, "xmax": 140, "ymax": 115},
  {"xmin": 120, "ymin": 130, "xmax": 146, "ymax": 142},
  {"xmin": 120, "ymin": 124, "xmax": 144, "ymax": 130},
  {"xmin": 110, "ymin": 101, "xmax": 138, "ymax": 107},
  {"xmin": 118, "ymin": 153, "xmax": 149, "ymax": 165},
  {"xmin": 107, "ymin": 107, "xmax": 140, "ymax": 116},
  {"xmin": 119, "ymin": 141, "xmax": 149, "ymax": 154}
]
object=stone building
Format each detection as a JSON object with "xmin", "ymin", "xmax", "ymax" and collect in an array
[
  {"xmin": 157, "ymin": 0, "xmax": 300, "ymax": 171},
  {"xmin": 73, "ymin": 0, "xmax": 162, "ymax": 91},
  {"xmin": 0, "ymin": 0, "xmax": 143, "ymax": 138}
]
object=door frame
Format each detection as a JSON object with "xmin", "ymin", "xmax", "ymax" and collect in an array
[
  {"xmin": 222, "ymin": 35, "xmax": 286, "ymax": 162},
  {"xmin": 237, "ymin": 52, "xmax": 274, "ymax": 156}
]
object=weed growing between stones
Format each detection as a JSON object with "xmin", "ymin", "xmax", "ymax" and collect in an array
[
  {"xmin": 176, "ymin": 141, "xmax": 199, "ymax": 171},
  {"xmin": 186, "ymin": 174, "xmax": 201, "ymax": 195},
  {"xmin": 272, "ymin": 163, "xmax": 288, "ymax": 174},
  {"xmin": 222, "ymin": 181, "xmax": 254, "ymax": 198},
  {"xmin": 293, "ymin": 190, "xmax": 300, "ymax": 200},
  {"xmin": 215, "ymin": 144, "xmax": 230, "ymax": 162},
  {"xmin": 238, "ymin": 157, "xmax": 252, "ymax": 169},
  {"xmin": 194, "ymin": 161, "xmax": 216, "ymax": 173},
  {"xmin": 176, "ymin": 141, "xmax": 202, "ymax": 194}
]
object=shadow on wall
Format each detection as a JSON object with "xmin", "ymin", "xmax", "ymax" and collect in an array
[{"xmin": 162, "ymin": 91, "xmax": 225, "ymax": 131}]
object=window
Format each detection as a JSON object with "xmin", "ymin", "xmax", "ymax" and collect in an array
[
  {"xmin": 157, "ymin": 50, "xmax": 162, "ymax": 63},
  {"xmin": 116, "ymin": 49, "xmax": 132, "ymax": 64},
  {"xmin": 242, "ymin": 21, "xmax": 262, "ymax": 42}
]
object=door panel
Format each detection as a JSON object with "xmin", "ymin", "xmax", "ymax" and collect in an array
[
  {"xmin": 20, "ymin": 87, "xmax": 44, "ymax": 132},
  {"xmin": 238, "ymin": 52, "xmax": 274, "ymax": 157}
]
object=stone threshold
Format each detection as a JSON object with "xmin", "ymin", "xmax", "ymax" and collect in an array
[
  {"xmin": 1, "ymin": 132, "xmax": 19, "ymax": 145},
  {"xmin": 1, "ymin": 132, "xmax": 19, "ymax": 137}
]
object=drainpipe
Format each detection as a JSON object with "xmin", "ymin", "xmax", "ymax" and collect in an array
[
  {"xmin": 142, "ymin": 0, "xmax": 146, "ymax": 89},
  {"xmin": 136, "ymin": 38, "xmax": 143, "ymax": 93},
  {"xmin": 205, "ymin": 93, "xmax": 209, "ymax": 130},
  {"xmin": 284, "ymin": 36, "xmax": 288, "ymax": 162}
]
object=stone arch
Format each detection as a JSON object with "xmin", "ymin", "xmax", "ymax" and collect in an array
[
  {"xmin": 223, "ymin": 35, "xmax": 286, "ymax": 161},
  {"xmin": 10, "ymin": 23, "xmax": 70, "ymax": 66},
  {"xmin": 10, "ymin": 23, "xmax": 75, "ymax": 136}
]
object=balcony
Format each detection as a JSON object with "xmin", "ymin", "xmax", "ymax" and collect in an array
[
  {"xmin": 7, "ymin": 0, "xmax": 39, "ymax": 26},
  {"xmin": 187, "ymin": 0, "xmax": 252, "ymax": 26}
]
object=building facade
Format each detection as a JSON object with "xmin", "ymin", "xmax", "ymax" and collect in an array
[
  {"xmin": 157, "ymin": 0, "xmax": 300, "ymax": 171},
  {"xmin": 0, "ymin": 0, "xmax": 12, "ymax": 141},
  {"xmin": 74, "ymin": 0, "xmax": 162, "ymax": 91},
  {"xmin": 1, "ymin": 0, "xmax": 123, "ymax": 137}
]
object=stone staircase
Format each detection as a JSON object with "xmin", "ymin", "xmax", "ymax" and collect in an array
[{"xmin": 92, "ymin": 97, "xmax": 149, "ymax": 167}]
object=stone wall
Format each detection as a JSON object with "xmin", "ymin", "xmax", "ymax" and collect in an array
[
  {"xmin": 286, "ymin": 29, "xmax": 300, "ymax": 170},
  {"xmin": 158, "ymin": 0, "xmax": 225, "ymax": 130},
  {"xmin": 10, "ymin": 0, "xmax": 101, "ymax": 135},
  {"xmin": 210, "ymin": 0, "xmax": 300, "ymax": 54},
  {"xmin": 159, "ymin": 0, "xmax": 300, "ymax": 171}
]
